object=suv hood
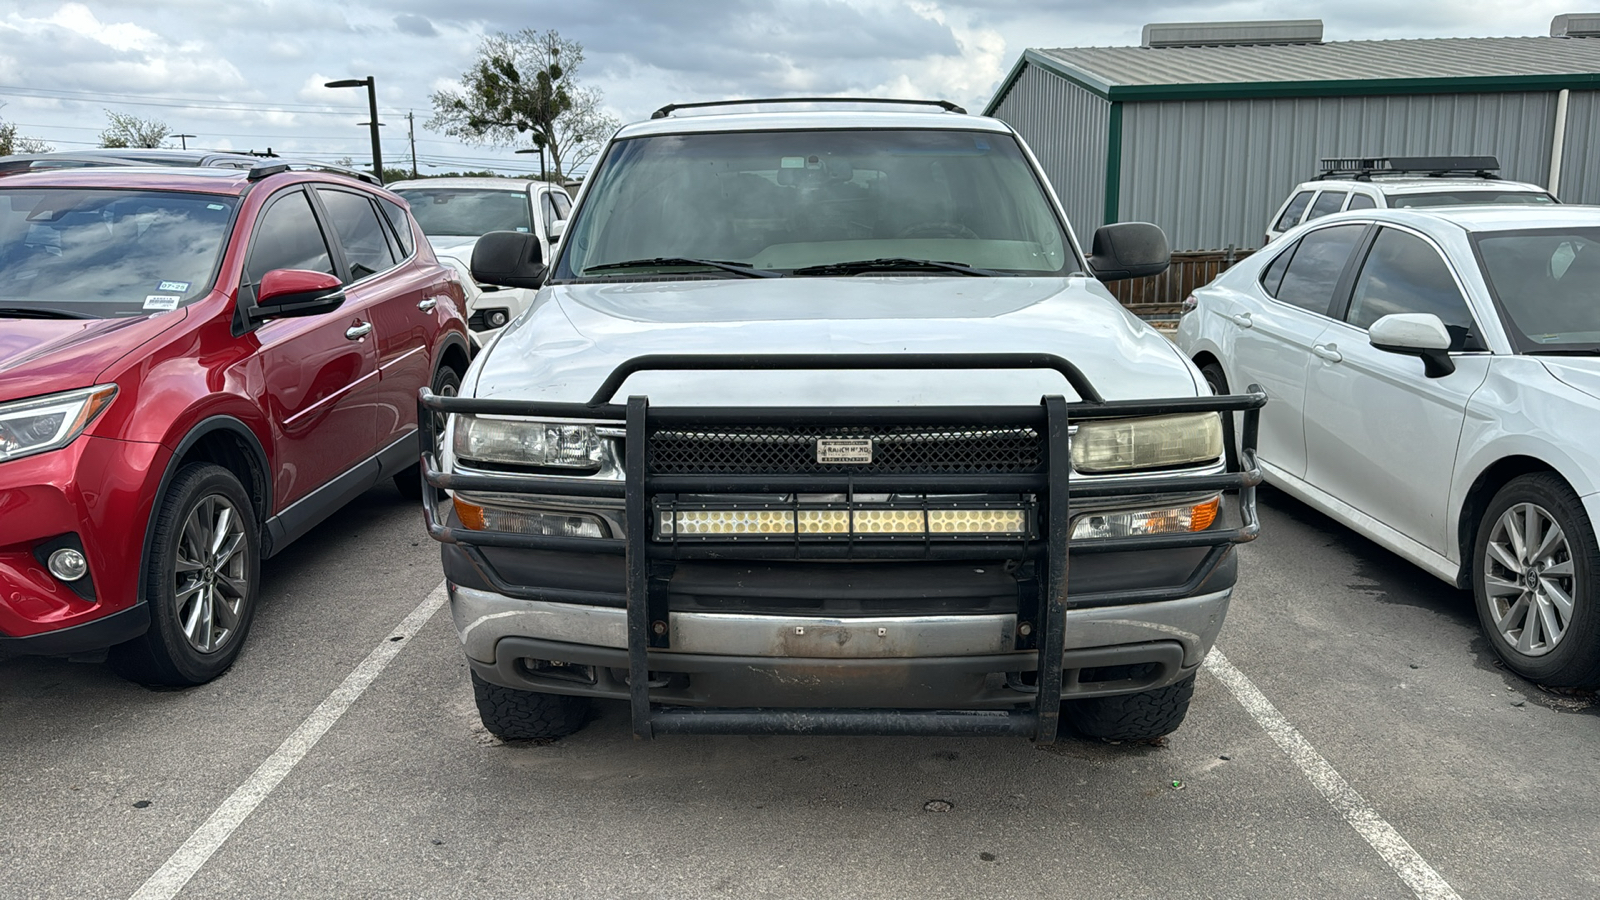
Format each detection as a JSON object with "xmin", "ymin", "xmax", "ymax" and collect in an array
[
  {"xmin": 469, "ymin": 277, "xmax": 1201, "ymax": 406},
  {"xmin": 0, "ymin": 311, "xmax": 187, "ymax": 403}
]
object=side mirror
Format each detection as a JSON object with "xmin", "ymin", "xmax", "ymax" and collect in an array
[
  {"xmin": 1369, "ymin": 313, "xmax": 1456, "ymax": 378},
  {"xmin": 548, "ymin": 219, "xmax": 566, "ymax": 244},
  {"xmin": 250, "ymin": 268, "xmax": 345, "ymax": 323},
  {"xmin": 471, "ymin": 230, "xmax": 547, "ymax": 290},
  {"xmin": 1088, "ymin": 222, "xmax": 1170, "ymax": 281}
]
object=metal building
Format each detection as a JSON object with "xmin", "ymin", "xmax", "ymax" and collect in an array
[{"xmin": 986, "ymin": 17, "xmax": 1600, "ymax": 252}]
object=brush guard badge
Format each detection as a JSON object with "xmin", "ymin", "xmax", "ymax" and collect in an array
[{"xmin": 816, "ymin": 438, "xmax": 873, "ymax": 464}]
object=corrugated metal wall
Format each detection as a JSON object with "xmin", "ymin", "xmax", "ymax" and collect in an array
[
  {"xmin": 988, "ymin": 63, "xmax": 1110, "ymax": 241},
  {"xmin": 1118, "ymin": 93, "xmax": 1561, "ymax": 250},
  {"xmin": 1558, "ymin": 91, "xmax": 1600, "ymax": 204}
]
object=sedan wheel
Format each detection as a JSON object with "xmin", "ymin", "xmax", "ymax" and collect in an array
[{"xmin": 1473, "ymin": 474, "xmax": 1600, "ymax": 687}]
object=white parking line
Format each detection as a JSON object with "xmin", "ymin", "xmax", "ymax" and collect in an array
[
  {"xmin": 1204, "ymin": 648, "xmax": 1462, "ymax": 900},
  {"xmin": 128, "ymin": 580, "xmax": 449, "ymax": 900}
]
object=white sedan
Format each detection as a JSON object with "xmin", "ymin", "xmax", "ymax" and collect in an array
[{"xmin": 1178, "ymin": 205, "xmax": 1600, "ymax": 687}]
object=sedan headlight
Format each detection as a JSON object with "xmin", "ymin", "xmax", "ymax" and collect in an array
[
  {"xmin": 0, "ymin": 385, "xmax": 118, "ymax": 464},
  {"xmin": 453, "ymin": 415, "xmax": 603, "ymax": 470},
  {"xmin": 1071, "ymin": 413, "xmax": 1222, "ymax": 474}
]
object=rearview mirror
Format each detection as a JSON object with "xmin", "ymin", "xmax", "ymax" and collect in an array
[
  {"xmin": 1369, "ymin": 313, "xmax": 1456, "ymax": 378},
  {"xmin": 250, "ymin": 268, "xmax": 345, "ymax": 323},
  {"xmin": 472, "ymin": 230, "xmax": 547, "ymax": 290},
  {"xmin": 1087, "ymin": 222, "xmax": 1170, "ymax": 281}
]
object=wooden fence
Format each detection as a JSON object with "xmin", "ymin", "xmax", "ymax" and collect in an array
[{"xmin": 1106, "ymin": 248, "xmax": 1255, "ymax": 320}]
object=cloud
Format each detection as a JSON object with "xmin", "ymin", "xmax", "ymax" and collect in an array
[{"xmin": 394, "ymin": 13, "xmax": 436, "ymax": 37}]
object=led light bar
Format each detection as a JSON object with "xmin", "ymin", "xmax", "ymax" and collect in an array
[{"xmin": 657, "ymin": 507, "xmax": 1031, "ymax": 539}]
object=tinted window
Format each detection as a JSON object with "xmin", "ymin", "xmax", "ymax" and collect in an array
[
  {"xmin": 317, "ymin": 188, "xmax": 396, "ymax": 281},
  {"xmin": 245, "ymin": 190, "xmax": 334, "ymax": 286},
  {"xmin": 1474, "ymin": 227, "xmax": 1600, "ymax": 351},
  {"xmin": 1259, "ymin": 247, "xmax": 1292, "ymax": 296},
  {"xmin": 1306, "ymin": 191, "xmax": 1347, "ymax": 220},
  {"xmin": 0, "ymin": 188, "xmax": 236, "ymax": 317},
  {"xmin": 1346, "ymin": 194, "xmax": 1377, "ymax": 211},
  {"xmin": 1348, "ymin": 228, "xmax": 1479, "ymax": 350},
  {"xmin": 1390, "ymin": 190, "xmax": 1557, "ymax": 209},
  {"xmin": 1274, "ymin": 191, "xmax": 1314, "ymax": 232},
  {"xmin": 1274, "ymin": 224, "xmax": 1366, "ymax": 315},
  {"xmin": 377, "ymin": 197, "xmax": 415, "ymax": 257}
]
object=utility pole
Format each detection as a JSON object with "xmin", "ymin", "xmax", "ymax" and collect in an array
[
  {"xmin": 407, "ymin": 111, "xmax": 418, "ymax": 180},
  {"xmin": 173, "ymin": 133, "xmax": 196, "ymax": 150}
]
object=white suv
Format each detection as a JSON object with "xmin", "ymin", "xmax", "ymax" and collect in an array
[
  {"xmin": 389, "ymin": 177, "xmax": 574, "ymax": 348},
  {"xmin": 1264, "ymin": 156, "xmax": 1555, "ymax": 244},
  {"xmin": 417, "ymin": 99, "xmax": 1265, "ymax": 745}
]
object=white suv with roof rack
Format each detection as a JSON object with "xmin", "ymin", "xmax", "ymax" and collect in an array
[
  {"xmin": 1264, "ymin": 155, "xmax": 1556, "ymax": 244},
  {"xmin": 415, "ymin": 97, "xmax": 1267, "ymax": 747}
]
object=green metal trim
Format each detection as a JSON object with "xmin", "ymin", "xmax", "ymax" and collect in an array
[
  {"xmin": 984, "ymin": 49, "xmax": 1114, "ymax": 115},
  {"xmin": 1106, "ymin": 72, "xmax": 1600, "ymax": 101},
  {"xmin": 1103, "ymin": 102, "xmax": 1122, "ymax": 227}
]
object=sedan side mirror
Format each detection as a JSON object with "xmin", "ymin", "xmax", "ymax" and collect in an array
[
  {"xmin": 249, "ymin": 268, "xmax": 345, "ymax": 324},
  {"xmin": 1369, "ymin": 313, "xmax": 1456, "ymax": 378},
  {"xmin": 1087, "ymin": 222, "xmax": 1170, "ymax": 282},
  {"xmin": 472, "ymin": 230, "xmax": 547, "ymax": 290}
]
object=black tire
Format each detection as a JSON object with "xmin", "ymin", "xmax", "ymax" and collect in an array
[
  {"xmin": 110, "ymin": 464, "xmax": 261, "ymax": 687},
  {"xmin": 395, "ymin": 366, "xmax": 461, "ymax": 500},
  {"xmin": 1200, "ymin": 362, "xmax": 1239, "ymax": 471},
  {"xmin": 471, "ymin": 671, "xmax": 590, "ymax": 740},
  {"xmin": 1063, "ymin": 673, "xmax": 1196, "ymax": 742},
  {"xmin": 1472, "ymin": 473, "xmax": 1600, "ymax": 688}
]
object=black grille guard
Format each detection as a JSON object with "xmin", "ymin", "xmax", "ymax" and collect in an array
[{"xmin": 418, "ymin": 352, "xmax": 1265, "ymax": 741}]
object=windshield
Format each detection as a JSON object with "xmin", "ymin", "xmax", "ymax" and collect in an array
[
  {"xmin": 553, "ymin": 128, "xmax": 1074, "ymax": 280},
  {"xmin": 394, "ymin": 188, "xmax": 533, "ymax": 237},
  {"xmin": 1390, "ymin": 190, "xmax": 1557, "ymax": 209},
  {"xmin": 1474, "ymin": 227, "xmax": 1600, "ymax": 352},
  {"xmin": 0, "ymin": 188, "xmax": 236, "ymax": 317}
]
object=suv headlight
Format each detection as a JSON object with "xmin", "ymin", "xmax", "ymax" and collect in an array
[
  {"xmin": 453, "ymin": 415, "xmax": 603, "ymax": 470},
  {"xmin": 0, "ymin": 385, "xmax": 118, "ymax": 464},
  {"xmin": 1071, "ymin": 413, "xmax": 1222, "ymax": 474}
]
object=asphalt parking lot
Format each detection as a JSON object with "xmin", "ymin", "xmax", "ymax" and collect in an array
[{"xmin": 4, "ymin": 482, "xmax": 1599, "ymax": 900}]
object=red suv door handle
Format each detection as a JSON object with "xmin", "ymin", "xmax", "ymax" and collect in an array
[
  {"xmin": 418, "ymin": 298, "xmax": 438, "ymax": 312},
  {"xmin": 345, "ymin": 322, "xmax": 373, "ymax": 341}
]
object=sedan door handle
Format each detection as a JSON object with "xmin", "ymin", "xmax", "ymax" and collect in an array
[
  {"xmin": 417, "ymin": 297, "xmax": 438, "ymax": 312},
  {"xmin": 1225, "ymin": 312, "xmax": 1253, "ymax": 328},
  {"xmin": 345, "ymin": 322, "xmax": 373, "ymax": 341},
  {"xmin": 1312, "ymin": 342, "xmax": 1343, "ymax": 363}
]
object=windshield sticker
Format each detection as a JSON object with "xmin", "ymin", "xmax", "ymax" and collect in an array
[
  {"xmin": 206, "ymin": 203, "xmax": 227, "ymax": 211},
  {"xmin": 157, "ymin": 280, "xmax": 191, "ymax": 292},
  {"xmin": 143, "ymin": 294, "xmax": 181, "ymax": 311},
  {"xmin": 780, "ymin": 156, "xmax": 806, "ymax": 169}
]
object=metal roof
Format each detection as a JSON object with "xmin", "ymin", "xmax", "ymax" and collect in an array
[{"xmin": 986, "ymin": 37, "xmax": 1600, "ymax": 110}]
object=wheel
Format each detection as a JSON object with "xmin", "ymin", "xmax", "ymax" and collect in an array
[
  {"xmin": 1473, "ymin": 473, "xmax": 1600, "ymax": 688},
  {"xmin": 395, "ymin": 366, "xmax": 461, "ymax": 500},
  {"xmin": 895, "ymin": 221, "xmax": 979, "ymax": 240},
  {"xmin": 110, "ymin": 464, "xmax": 260, "ymax": 686},
  {"xmin": 471, "ymin": 671, "xmax": 590, "ymax": 740},
  {"xmin": 1199, "ymin": 362, "xmax": 1239, "ymax": 471},
  {"xmin": 1063, "ymin": 673, "xmax": 1196, "ymax": 741}
]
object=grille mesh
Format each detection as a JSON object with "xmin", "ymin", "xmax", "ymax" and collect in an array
[{"xmin": 647, "ymin": 425, "xmax": 1044, "ymax": 475}]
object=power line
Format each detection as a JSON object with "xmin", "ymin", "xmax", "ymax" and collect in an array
[{"xmin": 0, "ymin": 83, "xmax": 411, "ymax": 116}]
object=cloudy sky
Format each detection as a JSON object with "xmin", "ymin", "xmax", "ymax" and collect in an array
[{"xmin": 0, "ymin": 0, "xmax": 1584, "ymax": 175}]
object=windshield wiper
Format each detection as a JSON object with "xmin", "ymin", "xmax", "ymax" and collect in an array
[
  {"xmin": 0, "ymin": 305, "xmax": 94, "ymax": 320},
  {"xmin": 583, "ymin": 257, "xmax": 781, "ymax": 278},
  {"xmin": 791, "ymin": 257, "xmax": 1000, "ymax": 277}
]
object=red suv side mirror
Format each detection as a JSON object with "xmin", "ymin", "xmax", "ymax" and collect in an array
[{"xmin": 250, "ymin": 268, "xmax": 346, "ymax": 323}]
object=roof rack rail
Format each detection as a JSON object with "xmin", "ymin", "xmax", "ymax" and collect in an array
[
  {"xmin": 1316, "ymin": 155, "xmax": 1500, "ymax": 181},
  {"xmin": 246, "ymin": 159, "xmax": 380, "ymax": 185},
  {"xmin": 651, "ymin": 97, "xmax": 966, "ymax": 119}
]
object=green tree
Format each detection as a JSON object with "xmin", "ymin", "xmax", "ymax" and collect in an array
[
  {"xmin": 0, "ymin": 105, "xmax": 51, "ymax": 155},
  {"xmin": 428, "ymin": 29, "xmax": 617, "ymax": 181},
  {"xmin": 100, "ymin": 110, "xmax": 169, "ymax": 149}
]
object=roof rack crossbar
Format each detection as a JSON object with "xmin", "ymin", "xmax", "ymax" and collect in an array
[
  {"xmin": 651, "ymin": 97, "xmax": 966, "ymax": 119},
  {"xmin": 1316, "ymin": 155, "xmax": 1501, "ymax": 181},
  {"xmin": 246, "ymin": 160, "xmax": 380, "ymax": 185}
]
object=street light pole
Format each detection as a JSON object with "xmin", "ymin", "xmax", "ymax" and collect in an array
[{"xmin": 325, "ymin": 76, "xmax": 384, "ymax": 184}]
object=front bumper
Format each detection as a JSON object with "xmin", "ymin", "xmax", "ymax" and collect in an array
[
  {"xmin": 421, "ymin": 351, "xmax": 1265, "ymax": 739},
  {"xmin": 0, "ymin": 435, "xmax": 167, "ymax": 651}
]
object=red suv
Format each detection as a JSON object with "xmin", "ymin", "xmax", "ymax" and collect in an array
[{"xmin": 0, "ymin": 164, "xmax": 469, "ymax": 684}]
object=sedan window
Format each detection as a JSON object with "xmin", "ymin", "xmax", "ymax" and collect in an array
[
  {"xmin": 1347, "ymin": 228, "xmax": 1480, "ymax": 350},
  {"xmin": 1475, "ymin": 227, "xmax": 1600, "ymax": 351},
  {"xmin": 1273, "ymin": 224, "xmax": 1366, "ymax": 315}
]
